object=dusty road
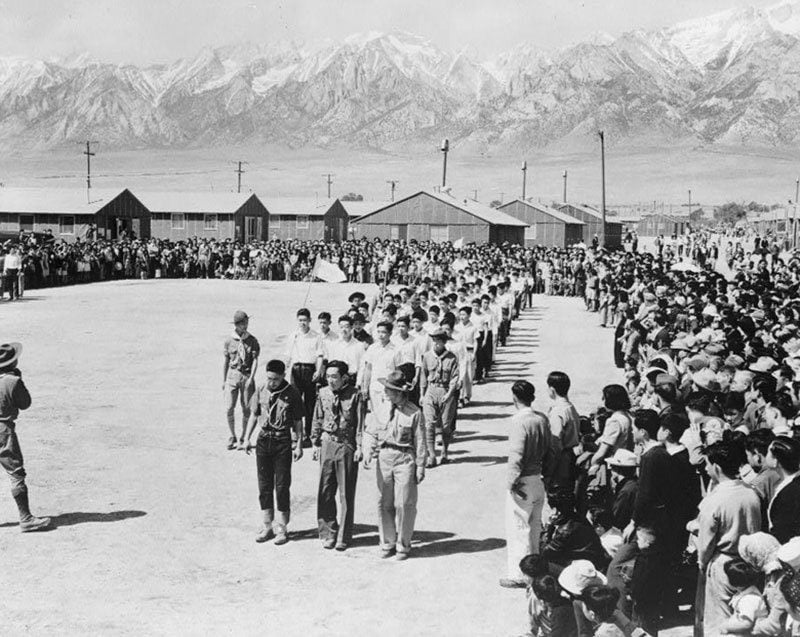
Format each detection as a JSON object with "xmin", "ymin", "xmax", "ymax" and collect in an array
[{"xmin": 2, "ymin": 281, "xmax": 623, "ymax": 636}]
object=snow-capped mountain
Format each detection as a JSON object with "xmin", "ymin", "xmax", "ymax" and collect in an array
[{"xmin": 3, "ymin": 1, "xmax": 800, "ymax": 151}]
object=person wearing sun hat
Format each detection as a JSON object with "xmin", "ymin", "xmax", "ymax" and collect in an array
[
  {"xmin": 0, "ymin": 342, "xmax": 51, "ymax": 532},
  {"xmin": 366, "ymin": 369, "xmax": 425, "ymax": 561}
]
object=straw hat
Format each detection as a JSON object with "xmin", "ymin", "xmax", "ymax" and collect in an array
[{"xmin": 0, "ymin": 342, "xmax": 22, "ymax": 372}]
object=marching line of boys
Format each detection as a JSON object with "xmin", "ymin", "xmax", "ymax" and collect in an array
[{"xmin": 223, "ymin": 277, "xmax": 527, "ymax": 559}]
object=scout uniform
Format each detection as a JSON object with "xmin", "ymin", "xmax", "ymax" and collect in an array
[
  {"xmin": 223, "ymin": 326, "xmax": 260, "ymax": 441},
  {"xmin": 250, "ymin": 378, "xmax": 304, "ymax": 538},
  {"xmin": 0, "ymin": 342, "xmax": 50, "ymax": 532},
  {"xmin": 312, "ymin": 383, "xmax": 363, "ymax": 548},
  {"xmin": 367, "ymin": 372, "xmax": 426, "ymax": 558},
  {"xmin": 420, "ymin": 336, "xmax": 460, "ymax": 461}
]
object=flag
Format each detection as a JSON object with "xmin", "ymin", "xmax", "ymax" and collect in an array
[
  {"xmin": 452, "ymin": 237, "xmax": 464, "ymax": 249},
  {"xmin": 312, "ymin": 257, "xmax": 347, "ymax": 283}
]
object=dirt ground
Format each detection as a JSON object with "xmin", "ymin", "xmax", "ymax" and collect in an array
[{"xmin": 2, "ymin": 281, "xmax": 673, "ymax": 636}]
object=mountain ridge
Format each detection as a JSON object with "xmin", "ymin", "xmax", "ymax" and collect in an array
[{"xmin": 3, "ymin": 1, "xmax": 800, "ymax": 151}]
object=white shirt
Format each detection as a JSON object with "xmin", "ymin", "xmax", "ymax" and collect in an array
[
  {"xmin": 319, "ymin": 330, "xmax": 339, "ymax": 359},
  {"xmin": 363, "ymin": 341, "xmax": 402, "ymax": 387},
  {"xmin": 285, "ymin": 329, "xmax": 323, "ymax": 366},
  {"xmin": 454, "ymin": 321, "xmax": 477, "ymax": 349},
  {"xmin": 391, "ymin": 332, "xmax": 420, "ymax": 367},
  {"xmin": 3, "ymin": 253, "xmax": 21, "ymax": 271},
  {"xmin": 327, "ymin": 337, "xmax": 367, "ymax": 386}
]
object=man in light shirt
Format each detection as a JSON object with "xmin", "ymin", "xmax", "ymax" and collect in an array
[
  {"xmin": 454, "ymin": 306, "xmax": 477, "ymax": 405},
  {"xmin": 285, "ymin": 307, "xmax": 324, "ymax": 448},
  {"xmin": 361, "ymin": 321, "xmax": 403, "ymax": 449},
  {"xmin": 3, "ymin": 247, "xmax": 22, "ymax": 301},
  {"xmin": 326, "ymin": 315, "xmax": 367, "ymax": 390}
]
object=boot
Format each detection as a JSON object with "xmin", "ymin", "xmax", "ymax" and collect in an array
[
  {"xmin": 255, "ymin": 509, "xmax": 274, "ymax": 543},
  {"xmin": 273, "ymin": 510, "xmax": 290, "ymax": 545},
  {"xmin": 14, "ymin": 491, "xmax": 51, "ymax": 533}
]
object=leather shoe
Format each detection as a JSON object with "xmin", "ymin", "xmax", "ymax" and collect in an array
[
  {"xmin": 20, "ymin": 516, "xmax": 52, "ymax": 533},
  {"xmin": 323, "ymin": 538, "xmax": 336, "ymax": 550},
  {"xmin": 335, "ymin": 543, "xmax": 347, "ymax": 551}
]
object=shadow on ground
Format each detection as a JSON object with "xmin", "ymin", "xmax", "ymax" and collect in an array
[{"xmin": 0, "ymin": 509, "xmax": 148, "ymax": 529}]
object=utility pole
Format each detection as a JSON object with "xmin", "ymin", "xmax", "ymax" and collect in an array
[
  {"xmin": 386, "ymin": 180, "xmax": 398, "ymax": 202},
  {"xmin": 233, "ymin": 161, "xmax": 248, "ymax": 194},
  {"xmin": 321, "ymin": 173, "xmax": 334, "ymax": 199},
  {"xmin": 688, "ymin": 189, "xmax": 692, "ymax": 214},
  {"xmin": 472, "ymin": 189, "xmax": 478, "ymax": 201},
  {"xmin": 499, "ymin": 191, "xmax": 505, "ymax": 205},
  {"xmin": 599, "ymin": 131, "xmax": 606, "ymax": 248},
  {"xmin": 440, "ymin": 138, "xmax": 449, "ymax": 188},
  {"xmin": 521, "ymin": 160, "xmax": 528, "ymax": 201},
  {"xmin": 562, "ymin": 170, "xmax": 568, "ymax": 203},
  {"xmin": 80, "ymin": 141, "xmax": 98, "ymax": 203}
]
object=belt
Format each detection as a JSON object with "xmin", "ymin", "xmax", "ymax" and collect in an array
[
  {"xmin": 293, "ymin": 362, "xmax": 315, "ymax": 368},
  {"xmin": 381, "ymin": 442, "xmax": 411, "ymax": 452}
]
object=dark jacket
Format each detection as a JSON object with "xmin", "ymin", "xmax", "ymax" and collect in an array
[
  {"xmin": 769, "ymin": 475, "xmax": 800, "ymax": 543},
  {"xmin": 542, "ymin": 514, "xmax": 609, "ymax": 571},
  {"xmin": 611, "ymin": 477, "xmax": 638, "ymax": 530}
]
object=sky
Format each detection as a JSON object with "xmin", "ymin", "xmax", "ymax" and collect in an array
[{"xmin": 0, "ymin": 0, "xmax": 783, "ymax": 64}]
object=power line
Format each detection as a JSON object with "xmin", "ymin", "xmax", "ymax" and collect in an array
[{"xmin": 78, "ymin": 141, "xmax": 98, "ymax": 203}]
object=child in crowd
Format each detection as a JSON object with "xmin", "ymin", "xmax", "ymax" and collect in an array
[
  {"xmin": 580, "ymin": 584, "xmax": 626, "ymax": 637},
  {"xmin": 587, "ymin": 507, "xmax": 623, "ymax": 560},
  {"xmin": 720, "ymin": 558, "xmax": 768, "ymax": 636}
]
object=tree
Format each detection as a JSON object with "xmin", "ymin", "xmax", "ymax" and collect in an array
[
  {"xmin": 340, "ymin": 192, "xmax": 363, "ymax": 201},
  {"xmin": 689, "ymin": 208, "xmax": 704, "ymax": 223},
  {"xmin": 489, "ymin": 199, "xmax": 502, "ymax": 208},
  {"xmin": 713, "ymin": 202, "xmax": 747, "ymax": 225}
]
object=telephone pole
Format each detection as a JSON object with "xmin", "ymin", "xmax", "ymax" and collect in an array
[
  {"xmin": 440, "ymin": 138, "xmax": 449, "ymax": 188},
  {"xmin": 562, "ymin": 170, "xmax": 568, "ymax": 203},
  {"xmin": 233, "ymin": 161, "xmax": 248, "ymax": 193},
  {"xmin": 794, "ymin": 178, "xmax": 799, "ymax": 248},
  {"xmin": 688, "ymin": 189, "xmax": 692, "ymax": 215},
  {"xmin": 472, "ymin": 189, "xmax": 478, "ymax": 201},
  {"xmin": 599, "ymin": 131, "xmax": 606, "ymax": 248},
  {"xmin": 521, "ymin": 160, "xmax": 528, "ymax": 201},
  {"xmin": 80, "ymin": 141, "xmax": 98, "ymax": 203},
  {"xmin": 322, "ymin": 173, "xmax": 334, "ymax": 198},
  {"xmin": 386, "ymin": 180, "xmax": 399, "ymax": 202}
]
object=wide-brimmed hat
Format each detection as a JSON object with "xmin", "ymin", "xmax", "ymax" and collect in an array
[
  {"xmin": 738, "ymin": 533, "xmax": 782, "ymax": 574},
  {"xmin": 693, "ymin": 368, "xmax": 721, "ymax": 393},
  {"xmin": 378, "ymin": 370, "xmax": 411, "ymax": 392},
  {"xmin": 749, "ymin": 356, "xmax": 778, "ymax": 374},
  {"xmin": 0, "ymin": 342, "xmax": 22, "ymax": 371},
  {"xmin": 606, "ymin": 449, "xmax": 638, "ymax": 468},
  {"xmin": 557, "ymin": 560, "xmax": 607, "ymax": 597},
  {"xmin": 429, "ymin": 328, "xmax": 449, "ymax": 341},
  {"xmin": 348, "ymin": 291, "xmax": 366, "ymax": 303},
  {"xmin": 232, "ymin": 310, "xmax": 249, "ymax": 324}
]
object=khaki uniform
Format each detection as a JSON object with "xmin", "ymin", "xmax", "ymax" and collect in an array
[
  {"xmin": 367, "ymin": 403, "xmax": 426, "ymax": 556},
  {"xmin": 311, "ymin": 384, "xmax": 363, "ymax": 545},
  {"xmin": 420, "ymin": 349, "xmax": 459, "ymax": 448}
]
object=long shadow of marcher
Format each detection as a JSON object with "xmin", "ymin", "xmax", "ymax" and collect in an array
[
  {"xmin": 452, "ymin": 455, "xmax": 507, "ymax": 465},
  {"xmin": 0, "ymin": 509, "xmax": 149, "ymax": 529},
  {"xmin": 411, "ymin": 536, "xmax": 506, "ymax": 559}
]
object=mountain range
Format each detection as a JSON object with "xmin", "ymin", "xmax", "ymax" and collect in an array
[{"xmin": 3, "ymin": 1, "xmax": 800, "ymax": 152}]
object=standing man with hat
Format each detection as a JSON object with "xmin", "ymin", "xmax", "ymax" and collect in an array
[
  {"xmin": 365, "ymin": 370, "xmax": 426, "ymax": 561},
  {"xmin": 312, "ymin": 360, "xmax": 364, "ymax": 551},
  {"xmin": 420, "ymin": 328, "xmax": 460, "ymax": 467},
  {"xmin": 241, "ymin": 359, "xmax": 304, "ymax": 545},
  {"xmin": 0, "ymin": 343, "xmax": 51, "ymax": 532},
  {"xmin": 223, "ymin": 310, "xmax": 260, "ymax": 450}
]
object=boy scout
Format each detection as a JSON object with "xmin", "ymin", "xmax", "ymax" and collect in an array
[
  {"xmin": 364, "ymin": 370, "xmax": 426, "ymax": 560},
  {"xmin": 223, "ymin": 310, "xmax": 260, "ymax": 450},
  {"xmin": 420, "ymin": 329, "xmax": 460, "ymax": 467},
  {"xmin": 241, "ymin": 359, "xmax": 304, "ymax": 545},
  {"xmin": 0, "ymin": 342, "xmax": 51, "ymax": 532},
  {"xmin": 312, "ymin": 360, "xmax": 364, "ymax": 551}
]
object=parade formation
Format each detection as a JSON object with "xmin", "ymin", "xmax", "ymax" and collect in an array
[{"xmin": 4, "ymin": 225, "xmax": 800, "ymax": 637}]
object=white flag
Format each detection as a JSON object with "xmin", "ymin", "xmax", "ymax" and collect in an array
[
  {"xmin": 312, "ymin": 257, "xmax": 347, "ymax": 283},
  {"xmin": 452, "ymin": 237, "xmax": 464, "ymax": 249}
]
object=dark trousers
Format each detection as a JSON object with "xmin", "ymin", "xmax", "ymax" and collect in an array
[
  {"xmin": 499, "ymin": 318, "xmax": 511, "ymax": 346},
  {"xmin": 476, "ymin": 332, "xmax": 493, "ymax": 379},
  {"xmin": 291, "ymin": 363, "xmax": 317, "ymax": 439},
  {"xmin": 256, "ymin": 435, "xmax": 292, "ymax": 512},
  {"xmin": 4, "ymin": 268, "xmax": 19, "ymax": 299},
  {"xmin": 317, "ymin": 437, "xmax": 359, "ymax": 545}
]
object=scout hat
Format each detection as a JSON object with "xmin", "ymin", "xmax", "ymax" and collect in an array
[
  {"xmin": 557, "ymin": 560, "xmax": 607, "ymax": 597},
  {"xmin": 378, "ymin": 370, "xmax": 411, "ymax": 392},
  {"xmin": 232, "ymin": 310, "xmax": 249, "ymax": 324},
  {"xmin": 429, "ymin": 327, "xmax": 449, "ymax": 341},
  {"xmin": 0, "ymin": 342, "xmax": 22, "ymax": 372},
  {"xmin": 348, "ymin": 291, "xmax": 366, "ymax": 303},
  {"xmin": 606, "ymin": 449, "xmax": 638, "ymax": 467}
]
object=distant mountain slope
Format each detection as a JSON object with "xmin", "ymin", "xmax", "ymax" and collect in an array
[{"xmin": 3, "ymin": 1, "xmax": 800, "ymax": 150}]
